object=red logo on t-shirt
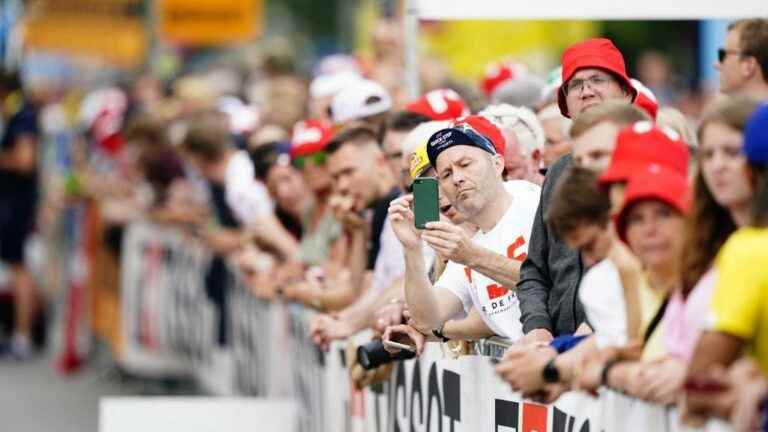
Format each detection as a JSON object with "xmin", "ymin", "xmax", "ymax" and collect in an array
[
  {"xmin": 486, "ymin": 284, "xmax": 509, "ymax": 300},
  {"xmin": 507, "ymin": 235, "xmax": 527, "ymax": 262}
]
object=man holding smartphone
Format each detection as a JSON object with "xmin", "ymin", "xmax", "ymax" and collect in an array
[{"xmin": 388, "ymin": 122, "xmax": 540, "ymax": 342}]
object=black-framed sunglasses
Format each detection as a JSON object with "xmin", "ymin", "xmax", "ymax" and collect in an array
[{"xmin": 718, "ymin": 48, "xmax": 745, "ymax": 63}]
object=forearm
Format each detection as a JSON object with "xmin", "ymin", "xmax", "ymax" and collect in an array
[
  {"xmin": 553, "ymin": 335, "xmax": 597, "ymax": 385},
  {"xmin": 347, "ymin": 228, "xmax": 368, "ymax": 295},
  {"xmin": 465, "ymin": 247, "xmax": 521, "ymax": 290},
  {"xmin": 443, "ymin": 309, "xmax": 494, "ymax": 341},
  {"xmin": 321, "ymin": 271, "xmax": 372, "ymax": 312},
  {"xmin": 404, "ymin": 248, "xmax": 449, "ymax": 330},
  {"xmin": 615, "ymin": 264, "xmax": 643, "ymax": 340},
  {"xmin": 336, "ymin": 272, "xmax": 382, "ymax": 329},
  {"xmin": 252, "ymin": 216, "xmax": 301, "ymax": 262},
  {"xmin": 687, "ymin": 331, "xmax": 744, "ymax": 378}
]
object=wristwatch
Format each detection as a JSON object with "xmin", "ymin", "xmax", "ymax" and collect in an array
[
  {"xmin": 432, "ymin": 323, "xmax": 450, "ymax": 343},
  {"xmin": 542, "ymin": 358, "xmax": 560, "ymax": 383}
]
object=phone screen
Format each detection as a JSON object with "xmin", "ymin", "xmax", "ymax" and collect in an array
[{"xmin": 412, "ymin": 177, "xmax": 439, "ymax": 229}]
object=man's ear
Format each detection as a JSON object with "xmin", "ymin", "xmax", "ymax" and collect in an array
[
  {"xmin": 492, "ymin": 153, "xmax": 505, "ymax": 176},
  {"xmin": 531, "ymin": 149, "xmax": 542, "ymax": 163},
  {"xmin": 743, "ymin": 56, "xmax": 759, "ymax": 80}
]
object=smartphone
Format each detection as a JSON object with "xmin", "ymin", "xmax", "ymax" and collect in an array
[
  {"xmin": 412, "ymin": 177, "xmax": 439, "ymax": 229},
  {"xmin": 383, "ymin": 340, "xmax": 416, "ymax": 353}
]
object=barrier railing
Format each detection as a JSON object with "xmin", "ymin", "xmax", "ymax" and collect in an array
[{"xmin": 112, "ymin": 221, "xmax": 734, "ymax": 432}]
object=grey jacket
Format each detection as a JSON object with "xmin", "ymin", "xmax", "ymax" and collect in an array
[{"xmin": 517, "ymin": 154, "xmax": 586, "ymax": 336}]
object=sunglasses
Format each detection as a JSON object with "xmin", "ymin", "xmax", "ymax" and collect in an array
[
  {"xmin": 718, "ymin": 48, "xmax": 745, "ymax": 63},
  {"xmin": 293, "ymin": 151, "xmax": 327, "ymax": 169}
]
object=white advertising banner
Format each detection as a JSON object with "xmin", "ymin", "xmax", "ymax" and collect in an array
[{"xmin": 116, "ymin": 221, "xmax": 736, "ymax": 432}]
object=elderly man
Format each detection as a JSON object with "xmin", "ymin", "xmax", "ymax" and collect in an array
[
  {"xmin": 388, "ymin": 121, "xmax": 540, "ymax": 342},
  {"xmin": 480, "ymin": 104, "xmax": 546, "ymax": 185}
]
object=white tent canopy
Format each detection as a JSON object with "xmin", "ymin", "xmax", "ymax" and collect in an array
[{"xmin": 415, "ymin": 0, "xmax": 768, "ymax": 20}]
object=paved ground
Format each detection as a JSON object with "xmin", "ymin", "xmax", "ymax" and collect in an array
[
  {"xmin": 0, "ymin": 353, "xmax": 200, "ymax": 432},
  {"xmin": 0, "ymin": 357, "xmax": 128, "ymax": 431}
]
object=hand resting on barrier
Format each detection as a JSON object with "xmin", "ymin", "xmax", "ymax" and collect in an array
[
  {"xmin": 310, "ymin": 314, "xmax": 355, "ymax": 351},
  {"xmin": 495, "ymin": 340, "xmax": 557, "ymax": 396}
]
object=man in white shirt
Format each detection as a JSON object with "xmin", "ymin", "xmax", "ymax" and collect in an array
[
  {"xmin": 389, "ymin": 123, "xmax": 540, "ymax": 341},
  {"xmin": 181, "ymin": 113, "xmax": 300, "ymax": 261}
]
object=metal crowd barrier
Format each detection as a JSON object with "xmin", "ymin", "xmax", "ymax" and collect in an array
[{"xmin": 109, "ymin": 221, "xmax": 733, "ymax": 432}]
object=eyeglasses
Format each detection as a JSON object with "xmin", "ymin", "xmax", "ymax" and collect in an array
[
  {"xmin": 718, "ymin": 48, "xmax": 745, "ymax": 63},
  {"xmin": 293, "ymin": 151, "xmax": 327, "ymax": 169},
  {"xmin": 564, "ymin": 74, "xmax": 614, "ymax": 96}
]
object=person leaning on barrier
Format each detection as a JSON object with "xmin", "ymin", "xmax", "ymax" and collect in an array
[
  {"xmin": 496, "ymin": 118, "xmax": 685, "ymax": 402},
  {"xmin": 386, "ymin": 121, "xmax": 541, "ymax": 352},
  {"xmin": 517, "ymin": 38, "xmax": 639, "ymax": 342},
  {"xmin": 180, "ymin": 111, "xmax": 301, "ymax": 261},
  {"xmin": 383, "ymin": 141, "xmax": 488, "ymax": 356},
  {"xmin": 310, "ymin": 122, "xmax": 448, "ymax": 355},
  {"xmin": 683, "ymin": 103, "xmax": 768, "ymax": 427},
  {"xmin": 309, "ymin": 126, "xmax": 402, "ymax": 348},
  {"xmin": 496, "ymin": 165, "xmax": 617, "ymax": 402}
]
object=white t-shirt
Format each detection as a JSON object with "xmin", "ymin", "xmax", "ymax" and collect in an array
[
  {"xmin": 435, "ymin": 180, "xmax": 540, "ymax": 341},
  {"xmin": 579, "ymin": 259, "xmax": 628, "ymax": 348},
  {"xmin": 224, "ymin": 151, "xmax": 274, "ymax": 227}
]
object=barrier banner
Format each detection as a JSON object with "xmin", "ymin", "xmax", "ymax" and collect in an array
[
  {"xmin": 317, "ymin": 339, "xmax": 736, "ymax": 432},
  {"xmin": 229, "ymin": 280, "xmax": 294, "ymax": 398},
  {"xmin": 119, "ymin": 222, "xmax": 211, "ymax": 377},
  {"xmin": 114, "ymin": 222, "xmax": 736, "ymax": 432}
]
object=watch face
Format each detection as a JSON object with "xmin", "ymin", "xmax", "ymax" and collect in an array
[{"xmin": 543, "ymin": 359, "xmax": 560, "ymax": 383}]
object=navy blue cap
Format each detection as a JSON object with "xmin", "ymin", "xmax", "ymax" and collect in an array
[
  {"xmin": 744, "ymin": 103, "xmax": 768, "ymax": 165},
  {"xmin": 426, "ymin": 124, "xmax": 496, "ymax": 167}
]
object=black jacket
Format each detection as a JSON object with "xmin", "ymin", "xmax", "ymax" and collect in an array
[{"xmin": 517, "ymin": 154, "xmax": 586, "ymax": 336}]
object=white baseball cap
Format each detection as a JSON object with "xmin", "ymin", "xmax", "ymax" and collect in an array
[
  {"xmin": 309, "ymin": 70, "xmax": 363, "ymax": 99},
  {"xmin": 330, "ymin": 79, "xmax": 392, "ymax": 124}
]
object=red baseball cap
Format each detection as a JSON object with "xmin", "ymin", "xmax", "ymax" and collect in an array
[
  {"xmin": 453, "ymin": 115, "xmax": 506, "ymax": 156},
  {"xmin": 290, "ymin": 119, "xmax": 334, "ymax": 157},
  {"xmin": 598, "ymin": 121, "xmax": 689, "ymax": 187},
  {"xmin": 480, "ymin": 59, "xmax": 529, "ymax": 96},
  {"xmin": 405, "ymin": 89, "xmax": 470, "ymax": 121},
  {"xmin": 631, "ymin": 79, "xmax": 659, "ymax": 120},
  {"xmin": 557, "ymin": 38, "xmax": 637, "ymax": 118},
  {"xmin": 615, "ymin": 164, "xmax": 691, "ymax": 244}
]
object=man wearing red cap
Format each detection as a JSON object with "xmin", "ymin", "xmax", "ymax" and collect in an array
[
  {"xmin": 517, "ymin": 101, "xmax": 648, "ymax": 343},
  {"xmin": 557, "ymin": 38, "xmax": 637, "ymax": 119}
]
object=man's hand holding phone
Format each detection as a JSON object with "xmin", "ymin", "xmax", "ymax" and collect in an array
[
  {"xmin": 382, "ymin": 324, "xmax": 427, "ymax": 356},
  {"xmin": 421, "ymin": 221, "xmax": 477, "ymax": 266},
  {"xmin": 388, "ymin": 195, "xmax": 422, "ymax": 249}
]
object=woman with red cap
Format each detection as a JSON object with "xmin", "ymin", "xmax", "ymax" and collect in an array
[
  {"xmin": 574, "ymin": 161, "xmax": 690, "ymax": 403},
  {"xmin": 572, "ymin": 100, "xmax": 761, "ymax": 409}
]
